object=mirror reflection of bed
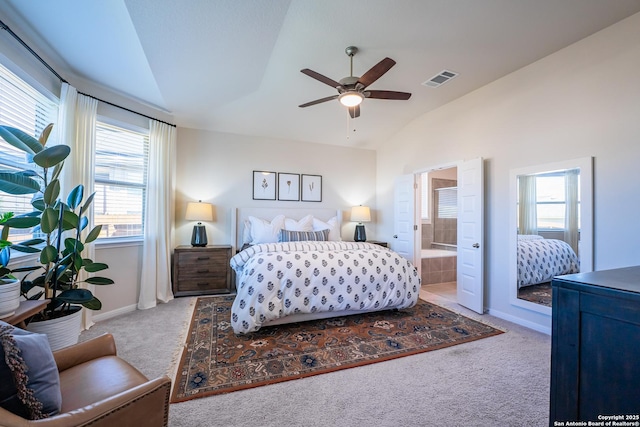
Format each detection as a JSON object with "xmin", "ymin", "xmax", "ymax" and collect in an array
[
  {"xmin": 510, "ymin": 157, "xmax": 593, "ymax": 311},
  {"xmin": 419, "ymin": 167, "xmax": 458, "ymax": 303}
]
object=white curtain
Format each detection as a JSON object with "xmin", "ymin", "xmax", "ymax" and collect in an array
[
  {"xmin": 57, "ymin": 83, "xmax": 98, "ymax": 329},
  {"xmin": 138, "ymin": 120, "xmax": 176, "ymax": 309},
  {"xmin": 564, "ymin": 169, "xmax": 580, "ymax": 255},
  {"xmin": 518, "ymin": 175, "xmax": 538, "ymax": 235}
]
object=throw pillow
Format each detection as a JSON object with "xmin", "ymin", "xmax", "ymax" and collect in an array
[
  {"xmin": 283, "ymin": 215, "xmax": 314, "ymax": 231},
  {"xmin": 278, "ymin": 229, "xmax": 330, "ymax": 242},
  {"xmin": 312, "ymin": 216, "xmax": 341, "ymax": 241},
  {"xmin": 248, "ymin": 215, "xmax": 285, "ymax": 244},
  {"xmin": 0, "ymin": 321, "xmax": 61, "ymax": 420}
]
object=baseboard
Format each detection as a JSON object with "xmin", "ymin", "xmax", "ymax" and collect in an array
[
  {"xmin": 92, "ymin": 304, "xmax": 138, "ymax": 323},
  {"xmin": 487, "ymin": 308, "xmax": 551, "ymax": 335}
]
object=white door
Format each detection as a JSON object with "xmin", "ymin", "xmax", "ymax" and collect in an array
[
  {"xmin": 457, "ymin": 158, "xmax": 484, "ymax": 314},
  {"xmin": 393, "ymin": 174, "xmax": 417, "ymax": 264}
]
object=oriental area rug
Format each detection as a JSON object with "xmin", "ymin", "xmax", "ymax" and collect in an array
[{"xmin": 170, "ymin": 295, "xmax": 503, "ymax": 403}]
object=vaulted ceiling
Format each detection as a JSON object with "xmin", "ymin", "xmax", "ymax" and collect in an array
[{"xmin": 2, "ymin": 1, "xmax": 639, "ymax": 149}]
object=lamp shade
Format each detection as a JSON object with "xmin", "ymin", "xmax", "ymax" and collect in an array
[
  {"xmin": 185, "ymin": 201, "xmax": 213, "ymax": 222},
  {"xmin": 350, "ymin": 205, "xmax": 371, "ymax": 223}
]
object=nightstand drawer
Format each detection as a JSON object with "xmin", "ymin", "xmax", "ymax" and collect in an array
[
  {"xmin": 178, "ymin": 277, "xmax": 229, "ymax": 293},
  {"xmin": 172, "ymin": 245, "xmax": 233, "ymax": 296}
]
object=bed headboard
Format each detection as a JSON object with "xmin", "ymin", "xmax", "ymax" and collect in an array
[{"xmin": 231, "ymin": 207, "xmax": 342, "ymax": 252}]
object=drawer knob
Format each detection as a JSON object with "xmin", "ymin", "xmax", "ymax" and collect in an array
[
  {"xmin": 197, "ymin": 282, "xmax": 209, "ymax": 286},
  {"xmin": 197, "ymin": 269, "xmax": 209, "ymax": 274},
  {"xmin": 197, "ymin": 256, "xmax": 210, "ymax": 260}
]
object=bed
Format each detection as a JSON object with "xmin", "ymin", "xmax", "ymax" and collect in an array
[
  {"xmin": 517, "ymin": 234, "xmax": 579, "ymax": 288},
  {"xmin": 229, "ymin": 208, "xmax": 420, "ymax": 334}
]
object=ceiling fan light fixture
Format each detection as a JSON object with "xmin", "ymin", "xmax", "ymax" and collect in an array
[{"xmin": 339, "ymin": 91, "xmax": 363, "ymax": 107}]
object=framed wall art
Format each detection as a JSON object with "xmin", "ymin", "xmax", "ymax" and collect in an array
[
  {"xmin": 253, "ymin": 171, "xmax": 276, "ymax": 200},
  {"xmin": 278, "ymin": 172, "xmax": 300, "ymax": 201},
  {"xmin": 301, "ymin": 174, "xmax": 322, "ymax": 202}
]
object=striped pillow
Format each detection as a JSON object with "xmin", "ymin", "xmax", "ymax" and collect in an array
[{"xmin": 278, "ymin": 229, "xmax": 329, "ymax": 242}]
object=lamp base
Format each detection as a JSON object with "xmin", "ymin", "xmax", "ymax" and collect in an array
[
  {"xmin": 354, "ymin": 224, "xmax": 367, "ymax": 242},
  {"xmin": 191, "ymin": 224, "xmax": 208, "ymax": 247}
]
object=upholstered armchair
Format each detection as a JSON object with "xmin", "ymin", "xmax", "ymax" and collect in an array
[{"xmin": 0, "ymin": 333, "xmax": 171, "ymax": 426}]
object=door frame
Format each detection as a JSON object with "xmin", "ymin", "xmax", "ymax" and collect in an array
[
  {"xmin": 412, "ymin": 161, "xmax": 459, "ymax": 280},
  {"xmin": 412, "ymin": 159, "xmax": 484, "ymax": 313}
]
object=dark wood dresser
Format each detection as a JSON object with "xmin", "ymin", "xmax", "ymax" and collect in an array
[
  {"xmin": 550, "ymin": 266, "xmax": 640, "ymax": 425},
  {"xmin": 172, "ymin": 245, "xmax": 233, "ymax": 296}
]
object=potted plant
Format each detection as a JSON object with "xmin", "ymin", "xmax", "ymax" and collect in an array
[
  {"xmin": 0, "ymin": 212, "xmax": 41, "ymax": 318},
  {"xmin": 0, "ymin": 124, "xmax": 113, "ymax": 349}
]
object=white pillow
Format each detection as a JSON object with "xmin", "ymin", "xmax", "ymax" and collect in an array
[
  {"xmin": 248, "ymin": 215, "xmax": 285, "ymax": 244},
  {"xmin": 284, "ymin": 214, "xmax": 314, "ymax": 231},
  {"xmin": 312, "ymin": 216, "xmax": 341, "ymax": 241},
  {"xmin": 517, "ymin": 234, "xmax": 544, "ymax": 241}
]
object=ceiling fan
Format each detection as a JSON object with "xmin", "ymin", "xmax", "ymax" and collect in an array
[{"xmin": 299, "ymin": 46, "xmax": 411, "ymax": 118}]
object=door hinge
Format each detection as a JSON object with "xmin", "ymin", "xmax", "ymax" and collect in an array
[
  {"xmin": 414, "ymin": 183, "xmax": 418, "ymax": 189},
  {"xmin": 414, "ymin": 225, "xmax": 418, "ymax": 231}
]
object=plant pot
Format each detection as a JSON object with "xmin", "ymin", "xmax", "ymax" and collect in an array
[
  {"xmin": 0, "ymin": 279, "xmax": 21, "ymax": 319},
  {"xmin": 26, "ymin": 306, "xmax": 83, "ymax": 351}
]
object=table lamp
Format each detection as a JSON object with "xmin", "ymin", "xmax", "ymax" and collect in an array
[
  {"xmin": 351, "ymin": 205, "xmax": 371, "ymax": 242},
  {"xmin": 185, "ymin": 200, "xmax": 213, "ymax": 247}
]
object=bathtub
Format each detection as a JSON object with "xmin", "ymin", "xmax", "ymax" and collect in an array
[
  {"xmin": 421, "ymin": 249, "xmax": 456, "ymax": 258},
  {"xmin": 420, "ymin": 248, "xmax": 457, "ymax": 285}
]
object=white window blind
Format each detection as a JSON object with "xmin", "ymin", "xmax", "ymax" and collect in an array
[
  {"xmin": 0, "ymin": 63, "xmax": 58, "ymax": 243},
  {"xmin": 94, "ymin": 122, "xmax": 148, "ymax": 239},
  {"xmin": 436, "ymin": 187, "xmax": 457, "ymax": 219}
]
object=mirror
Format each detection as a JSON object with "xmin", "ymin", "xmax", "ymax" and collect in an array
[{"xmin": 509, "ymin": 157, "xmax": 593, "ymax": 315}]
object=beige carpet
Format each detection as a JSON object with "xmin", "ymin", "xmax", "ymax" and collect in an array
[{"xmin": 80, "ymin": 295, "xmax": 551, "ymax": 427}]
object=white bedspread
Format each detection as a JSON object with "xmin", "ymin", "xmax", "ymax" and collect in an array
[
  {"xmin": 230, "ymin": 241, "xmax": 420, "ymax": 334},
  {"xmin": 517, "ymin": 238, "xmax": 579, "ymax": 288}
]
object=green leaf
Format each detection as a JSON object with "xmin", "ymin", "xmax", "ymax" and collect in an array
[
  {"xmin": 82, "ymin": 297, "xmax": 102, "ymax": 310},
  {"xmin": 82, "ymin": 192, "xmax": 96, "ymax": 211},
  {"xmin": 10, "ymin": 265, "xmax": 41, "ymax": 273},
  {"xmin": 78, "ymin": 216, "xmax": 88, "ymax": 232},
  {"xmin": 61, "ymin": 210, "xmax": 79, "ymax": 230},
  {"xmin": 64, "ymin": 237, "xmax": 84, "ymax": 254},
  {"xmin": 84, "ymin": 262, "xmax": 109, "ymax": 273},
  {"xmin": 84, "ymin": 225, "xmax": 102, "ymax": 243},
  {"xmin": 85, "ymin": 276, "xmax": 114, "ymax": 285},
  {"xmin": 40, "ymin": 207, "xmax": 60, "ymax": 233},
  {"xmin": 31, "ymin": 196, "xmax": 45, "ymax": 211},
  {"xmin": 51, "ymin": 162, "xmax": 63, "ymax": 182},
  {"xmin": 32, "ymin": 145, "xmax": 70, "ymax": 168},
  {"xmin": 0, "ymin": 125, "xmax": 42, "ymax": 155},
  {"xmin": 0, "ymin": 267, "xmax": 11, "ymax": 277},
  {"xmin": 17, "ymin": 238, "xmax": 44, "ymax": 246},
  {"xmin": 3, "ymin": 216, "xmax": 40, "ymax": 229},
  {"xmin": 66, "ymin": 185, "xmax": 84, "ymax": 209},
  {"xmin": 43, "ymin": 179, "xmax": 60, "ymax": 205},
  {"xmin": 84, "ymin": 262, "xmax": 108, "ymax": 273},
  {"xmin": 38, "ymin": 123, "xmax": 54, "ymax": 147},
  {"xmin": 57, "ymin": 288, "xmax": 93, "ymax": 304},
  {"xmin": 0, "ymin": 171, "xmax": 41, "ymax": 195},
  {"xmin": 10, "ymin": 244, "xmax": 41, "ymax": 254},
  {"xmin": 40, "ymin": 244, "xmax": 58, "ymax": 264},
  {"xmin": 0, "ymin": 247, "xmax": 10, "ymax": 267},
  {"xmin": 1, "ymin": 225, "xmax": 8, "ymax": 242}
]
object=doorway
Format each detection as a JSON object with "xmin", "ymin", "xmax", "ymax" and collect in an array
[
  {"xmin": 418, "ymin": 167, "xmax": 458, "ymax": 303},
  {"xmin": 395, "ymin": 158, "xmax": 484, "ymax": 314}
]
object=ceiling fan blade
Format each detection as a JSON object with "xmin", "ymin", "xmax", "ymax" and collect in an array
[
  {"xmin": 366, "ymin": 90, "xmax": 412, "ymax": 100},
  {"xmin": 299, "ymin": 95, "xmax": 339, "ymax": 108},
  {"xmin": 300, "ymin": 69, "xmax": 342, "ymax": 89},
  {"xmin": 357, "ymin": 57, "xmax": 396, "ymax": 88},
  {"xmin": 348, "ymin": 105, "xmax": 360, "ymax": 119}
]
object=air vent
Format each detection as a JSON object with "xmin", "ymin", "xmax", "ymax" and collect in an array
[{"xmin": 422, "ymin": 70, "xmax": 458, "ymax": 88}]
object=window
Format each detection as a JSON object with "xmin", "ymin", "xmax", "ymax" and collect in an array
[
  {"xmin": 535, "ymin": 172, "xmax": 580, "ymax": 230},
  {"xmin": 0, "ymin": 63, "xmax": 58, "ymax": 243},
  {"xmin": 94, "ymin": 121, "xmax": 148, "ymax": 239},
  {"xmin": 420, "ymin": 172, "xmax": 429, "ymax": 220},
  {"xmin": 436, "ymin": 187, "xmax": 457, "ymax": 219}
]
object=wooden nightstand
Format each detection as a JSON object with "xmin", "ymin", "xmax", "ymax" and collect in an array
[
  {"xmin": 367, "ymin": 240, "xmax": 388, "ymax": 248},
  {"xmin": 172, "ymin": 245, "xmax": 233, "ymax": 296}
]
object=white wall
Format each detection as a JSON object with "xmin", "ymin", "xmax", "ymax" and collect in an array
[
  {"xmin": 175, "ymin": 128, "xmax": 378, "ymax": 247},
  {"xmin": 376, "ymin": 12, "xmax": 640, "ymax": 330}
]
